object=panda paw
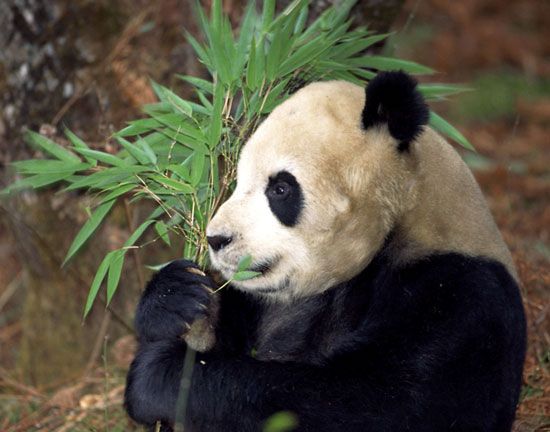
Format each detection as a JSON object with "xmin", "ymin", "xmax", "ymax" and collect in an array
[{"xmin": 134, "ymin": 260, "xmax": 216, "ymax": 343}]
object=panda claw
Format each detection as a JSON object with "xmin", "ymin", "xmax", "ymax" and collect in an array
[
  {"xmin": 186, "ymin": 266, "xmax": 206, "ymax": 277},
  {"xmin": 201, "ymin": 284, "xmax": 215, "ymax": 293}
]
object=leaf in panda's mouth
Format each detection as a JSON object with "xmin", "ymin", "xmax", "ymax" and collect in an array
[
  {"xmin": 233, "ymin": 270, "xmax": 262, "ymax": 281},
  {"xmin": 231, "ymin": 256, "xmax": 279, "ymax": 281}
]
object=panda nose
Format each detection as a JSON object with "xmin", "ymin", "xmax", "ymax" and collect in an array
[{"xmin": 207, "ymin": 235, "xmax": 233, "ymax": 252}]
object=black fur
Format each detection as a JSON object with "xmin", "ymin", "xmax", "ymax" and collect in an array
[
  {"xmin": 125, "ymin": 251, "xmax": 526, "ymax": 431},
  {"xmin": 134, "ymin": 260, "xmax": 215, "ymax": 343},
  {"xmin": 265, "ymin": 170, "xmax": 304, "ymax": 227},
  {"xmin": 362, "ymin": 71, "xmax": 430, "ymax": 151}
]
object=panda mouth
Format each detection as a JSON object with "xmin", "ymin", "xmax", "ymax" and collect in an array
[{"xmin": 249, "ymin": 256, "xmax": 280, "ymax": 275}]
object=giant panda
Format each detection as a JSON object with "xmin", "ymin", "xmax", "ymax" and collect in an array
[{"xmin": 124, "ymin": 71, "xmax": 526, "ymax": 432}]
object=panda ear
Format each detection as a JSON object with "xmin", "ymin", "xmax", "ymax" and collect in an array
[{"xmin": 361, "ymin": 71, "xmax": 429, "ymax": 152}]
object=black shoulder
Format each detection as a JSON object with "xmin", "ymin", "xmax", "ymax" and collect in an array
[{"xmin": 361, "ymin": 71, "xmax": 429, "ymax": 152}]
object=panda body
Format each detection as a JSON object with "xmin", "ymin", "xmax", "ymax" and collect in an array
[{"xmin": 125, "ymin": 72, "xmax": 526, "ymax": 431}]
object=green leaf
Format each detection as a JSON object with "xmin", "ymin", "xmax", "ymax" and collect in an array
[
  {"xmin": 83, "ymin": 251, "xmax": 114, "ymax": 318},
  {"xmin": 155, "ymin": 220, "xmax": 171, "ymax": 246},
  {"xmin": 149, "ymin": 113, "xmax": 205, "ymax": 142},
  {"xmin": 429, "ymin": 111, "xmax": 475, "ymax": 151},
  {"xmin": 208, "ymin": 81, "xmax": 224, "ymax": 148},
  {"xmin": 190, "ymin": 152, "xmax": 206, "ymax": 186},
  {"xmin": 167, "ymin": 164, "xmax": 191, "ymax": 182},
  {"xmin": 278, "ymin": 36, "xmax": 331, "ymax": 76},
  {"xmin": 107, "ymin": 250, "xmax": 125, "ymax": 304},
  {"xmin": 136, "ymin": 136, "xmax": 158, "ymax": 165},
  {"xmin": 100, "ymin": 183, "xmax": 136, "ymax": 203},
  {"xmin": 350, "ymin": 56, "xmax": 435, "ymax": 75},
  {"xmin": 116, "ymin": 137, "xmax": 152, "ymax": 165},
  {"xmin": 233, "ymin": 270, "xmax": 262, "ymax": 281},
  {"xmin": 246, "ymin": 36, "xmax": 258, "ymax": 89},
  {"xmin": 266, "ymin": 25, "xmax": 285, "ymax": 80},
  {"xmin": 116, "ymin": 118, "xmax": 163, "ymax": 137},
  {"xmin": 237, "ymin": 254, "xmax": 253, "ymax": 272},
  {"xmin": 63, "ymin": 166, "xmax": 148, "ymax": 191},
  {"xmin": 12, "ymin": 160, "xmax": 90, "ymax": 174},
  {"xmin": 64, "ymin": 200, "xmax": 116, "ymax": 266},
  {"xmin": 151, "ymin": 81, "xmax": 193, "ymax": 117},
  {"xmin": 261, "ymin": 0, "xmax": 276, "ymax": 32},
  {"xmin": 418, "ymin": 84, "xmax": 470, "ymax": 99},
  {"xmin": 2, "ymin": 171, "xmax": 74, "ymax": 194},
  {"xmin": 72, "ymin": 148, "xmax": 129, "ymax": 167},
  {"xmin": 235, "ymin": 1, "xmax": 256, "ymax": 77},
  {"xmin": 64, "ymin": 129, "xmax": 97, "ymax": 165},
  {"xmin": 184, "ymin": 30, "xmax": 213, "ymax": 69},
  {"xmin": 293, "ymin": 1, "xmax": 308, "ymax": 35},
  {"xmin": 331, "ymin": 34, "xmax": 389, "ymax": 59},
  {"xmin": 177, "ymin": 75, "xmax": 214, "ymax": 94},
  {"xmin": 154, "ymin": 130, "xmax": 209, "ymax": 156},
  {"xmin": 149, "ymin": 174, "xmax": 195, "ymax": 193},
  {"xmin": 124, "ymin": 219, "xmax": 155, "ymax": 247},
  {"xmin": 262, "ymin": 411, "xmax": 298, "ymax": 432},
  {"xmin": 24, "ymin": 130, "xmax": 81, "ymax": 163}
]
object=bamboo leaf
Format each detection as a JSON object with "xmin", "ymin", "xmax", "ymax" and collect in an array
[
  {"xmin": 116, "ymin": 118, "xmax": 163, "ymax": 137},
  {"xmin": 150, "ymin": 174, "xmax": 195, "ymax": 193},
  {"xmin": 246, "ymin": 36, "xmax": 257, "ymax": 89},
  {"xmin": 72, "ymin": 148, "xmax": 129, "ymax": 167},
  {"xmin": 25, "ymin": 130, "xmax": 81, "ymax": 163},
  {"xmin": 350, "ymin": 56, "xmax": 435, "ymax": 75},
  {"xmin": 136, "ymin": 136, "xmax": 158, "ymax": 165},
  {"xmin": 63, "ymin": 166, "xmax": 149, "ymax": 192},
  {"xmin": 167, "ymin": 164, "xmax": 191, "ymax": 182},
  {"xmin": 331, "ymin": 34, "xmax": 389, "ymax": 59},
  {"xmin": 233, "ymin": 270, "xmax": 261, "ymax": 281},
  {"xmin": 116, "ymin": 137, "xmax": 151, "ymax": 165},
  {"xmin": 418, "ymin": 84, "xmax": 470, "ymax": 99},
  {"xmin": 107, "ymin": 250, "xmax": 125, "ymax": 304},
  {"xmin": 100, "ymin": 183, "xmax": 136, "ymax": 203},
  {"xmin": 64, "ymin": 129, "xmax": 97, "ymax": 165},
  {"xmin": 124, "ymin": 219, "xmax": 155, "ymax": 247},
  {"xmin": 64, "ymin": 200, "xmax": 116, "ymax": 266},
  {"xmin": 83, "ymin": 251, "xmax": 114, "ymax": 318},
  {"xmin": 208, "ymin": 81, "xmax": 224, "ymax": 148},
  {"xmin": 429, "ymin": 111, "xmax": 475, "ymax": 151},
  {"xmin": 177, "ymin": 75, "xmax": 214, "ymax": 94},
  {"xmin": 184, "ymin": 30, "xmax": 212, "ymax": 68},
  {"xmin": 235, "ymin": 0, "xmax": 256, "ymax": 77},
  {"xmin": 262, "ymin": 0, "xmax": 276, "ymax": 32},
  {"xmin": 12, "ymin": 160, "xmax": 89, "ymax": 174},
  {"xmin": 155, "ymin": 220, "xmax": 171, "ymax": 246},
  {"xmin": 2, "ymin": 171, "xmax": 74, "ymax": 194},
  {"xmin": 237, "ymin": 254, "xmax": 253, "ymax": 272},
  {"xmin": 190, "ymin": 152, "xmax": 206, "ymax": 186}
]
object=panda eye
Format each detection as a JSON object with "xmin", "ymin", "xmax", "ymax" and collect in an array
[
  {"xmin": 268, "ymin": 181, "xmax": 290, "ymax": 199},
  {"xmin": 265, "ymin": 170, "xmax": 303, "ymax": 227}
]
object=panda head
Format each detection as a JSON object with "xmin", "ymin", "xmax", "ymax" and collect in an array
[{"xmin": 206, "ymin": 71, "xmax": 514, "ymax": 300}]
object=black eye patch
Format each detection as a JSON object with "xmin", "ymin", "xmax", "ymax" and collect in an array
[{"xmin": 265, "ymin": 171, "xmax": 303, "ymax": 227}]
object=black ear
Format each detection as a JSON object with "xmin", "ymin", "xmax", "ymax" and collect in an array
[{"xmin": 361, "ymin": 71, "xmax": 429, "ymax": 152}]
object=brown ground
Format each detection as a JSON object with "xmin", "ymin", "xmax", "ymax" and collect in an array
[{"xmin": 0, "ymin": 0, "xmax": 548, "ymax": 430}]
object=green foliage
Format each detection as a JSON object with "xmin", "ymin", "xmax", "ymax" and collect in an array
[
  {"xmin": 4, "ymin": 0, "xmax": 473, "ymax": 317},
  {"xmin": 449, "ymin": 71, "xmax": 550, "ymax": 123},
  {"xmin": 263, "ymin": 411, "xmax": 298, "ymax": 432}
]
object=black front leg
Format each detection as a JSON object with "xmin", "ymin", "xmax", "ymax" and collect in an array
[{"xmin": 125, "ymin": 338, "xmax": 386, "ymax": 432}]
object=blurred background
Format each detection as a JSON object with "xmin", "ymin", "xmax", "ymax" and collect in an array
[{"xmin": 0, "ymin": 0, "xmax": 548, "ymax": 430}]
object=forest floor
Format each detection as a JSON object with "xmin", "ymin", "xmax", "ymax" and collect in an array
[{"xmin": 0, "ymin": 0, "xmax": 548, "ymax": 430}]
